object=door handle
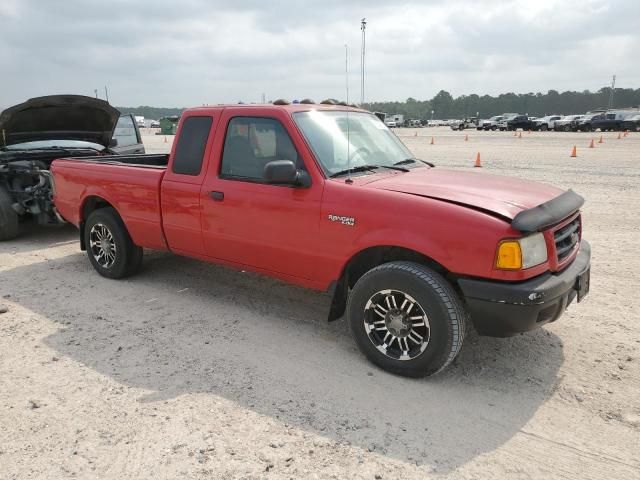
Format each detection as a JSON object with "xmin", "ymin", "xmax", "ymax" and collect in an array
[{"xmin": 208, "ymin": 191, "xmax": 224, "ymax": 201}]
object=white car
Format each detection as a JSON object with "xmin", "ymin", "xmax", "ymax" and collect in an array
[
  {"xmin": 533, "ymin": 115, "xmax": 562, "ymax": 131},
  {"xmin": 554, "ymin": 115, "xmax": 584, "ymax": 132},
  {"xmin": 479, "ymin": 115, "xmax": 504, "ymax": 131}
]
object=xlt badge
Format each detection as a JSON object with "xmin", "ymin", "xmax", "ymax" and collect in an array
[{"xmin": 328, "ymin": 214, "xmax": 355, "ymax": 226}]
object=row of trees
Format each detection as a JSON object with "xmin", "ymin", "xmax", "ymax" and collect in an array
[
  {"xmin": 116, "ymin": 87, "xmax": 640, "ymax": 121},
  {"xmin": 363, "ymin": 87, "xmax": 640, "ymax": 120}
]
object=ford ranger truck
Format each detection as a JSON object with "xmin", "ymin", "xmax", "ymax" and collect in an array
[{"xmin": 50, "ymin": 103, "xmax": 591, "ymax": 378}]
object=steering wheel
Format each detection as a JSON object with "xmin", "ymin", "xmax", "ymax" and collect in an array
[{"xmin": 349, "ymin": 147, "xmax": 371, "ymax": 163}]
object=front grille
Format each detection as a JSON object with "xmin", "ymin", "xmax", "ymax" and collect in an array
[{"xmin": 554, "ymin": 216, "xmax": 581, "ymax": 262}]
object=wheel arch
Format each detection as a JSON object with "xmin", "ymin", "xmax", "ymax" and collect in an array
[
  {"xmin": 327, "ymin": 245, "xmax": 451, "ymax": 322},
  {"xmin": 78, "ymin": 195, "xmax": 119, "ymax": 251}
]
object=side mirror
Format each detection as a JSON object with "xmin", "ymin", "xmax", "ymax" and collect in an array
[
  {"xmin": 264, "ymin": 160, "xmax": 310, "ymax": 187},
  {"xmin": 109, "ymin": 138, "xmax": 118, "ymax": 148}
]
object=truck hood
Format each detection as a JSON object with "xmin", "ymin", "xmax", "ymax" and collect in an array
[
  {"xmin": 366, "ymin": 167, "xmax": 564, "ymax": 221},
  {"xmin": 0, "ymin": 95, "xmax": 120, "ymax": 148}
]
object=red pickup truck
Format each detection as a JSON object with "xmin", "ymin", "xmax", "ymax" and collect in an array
[{"xmin": 51, "ymin": 103, "xmax": 591, "ymax": 377}]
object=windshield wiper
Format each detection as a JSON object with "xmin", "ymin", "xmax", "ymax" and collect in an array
[
  {"xmin": 394, "ymin": 157, "xmax": 435, "ymax": 168},
  {"xmin": 329, "ymin": 165, "xmax": 379, "ymax": 178},
  {"xmin": 329, "ymin": 163, "xmax": 410, "ymax": 178}
]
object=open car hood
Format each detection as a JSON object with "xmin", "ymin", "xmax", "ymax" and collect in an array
[
  {"xmin": 366, "ymin": 167, "xmax": 564, "ymax": 221},
  {"xmin": 0, "ymin": 95, "xmax": 120, "ymax": 148}
]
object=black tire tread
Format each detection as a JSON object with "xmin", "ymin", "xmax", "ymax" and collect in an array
[
  {"xmin": 85, "ymin": 207, "xmax": 143, "ymax": 279},
  {"xmin": 348, "ymin": 261, "xmax": 467, "ymax": 377},
  {"xmin": 0, "ymin": 186, "xmax": 19, "ymax": 241}
]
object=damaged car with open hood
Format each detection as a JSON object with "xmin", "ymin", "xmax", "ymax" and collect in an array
[{"xmin": 0, "ymin": 95, "xmax": 144, "ymax": 240}]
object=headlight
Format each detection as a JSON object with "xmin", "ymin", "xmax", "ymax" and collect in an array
[{"xmin": 496, "ymin": 233, "xmax": 548, "ymax": 270}]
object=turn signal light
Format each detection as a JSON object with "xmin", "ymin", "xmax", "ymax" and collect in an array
[{"xmin": 496, "ymin": 240, "xmax": 523, "ymax": 270}]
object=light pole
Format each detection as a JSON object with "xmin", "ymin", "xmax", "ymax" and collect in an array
[{"xmin": 360, "ymin": 18, "xmax": 366, "ymax": 105}]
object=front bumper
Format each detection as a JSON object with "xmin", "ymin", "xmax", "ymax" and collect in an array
[{"xmin": 457, "ymin": 241, "xmax": 591, "ymax": 337}]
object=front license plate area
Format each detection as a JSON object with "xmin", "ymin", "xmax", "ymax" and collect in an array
[{"xmin": 576, "ymin": 267, "xmax": 590, "ymax": 302}]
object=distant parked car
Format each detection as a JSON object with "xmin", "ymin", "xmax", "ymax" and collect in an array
[
  {"xmin": 533, "ymin": 115, "xmax": 562, "ymax": 131},
  {"xmin": 450, "ymin": 117, "xmax": 480, "ymax": 130},
  {"xmin": 477, "ymin": 117, "xmax": 496, "ymax": 130},
  {"xmin": 591, "ymin": 113, "xmax": 622, "ymax": 132},
  {"xmin": 576, "ymin": 114, "xmax": 601, "ymax": 132},
  {"xmin": 150, "ymin": 120, "xmax": 160, "ymax": 128},
  {"xmin": 554, "ymin": 115, "xmax": 584, "ymax": 132},
  {"xmin": 621, "ymin": 113, "xmax": 640, "ymax": 132},
  {"xmin": 498, "ymin": 114, "xmax": 533, "ymax": 131},
  {"xmin": 385, "ymin": 120, "xmax": 397, "ymax": 128}
]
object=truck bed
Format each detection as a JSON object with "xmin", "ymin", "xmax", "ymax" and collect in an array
[{"xmin": 51, "ymin": 156, "xmax": 169, "ymax": 251}]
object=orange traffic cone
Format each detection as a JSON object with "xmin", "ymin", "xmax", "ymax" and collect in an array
[
  {"xmin": 430, "ymin": 137, "xmax": 435, "ymax": 145},
  {"xmin": 464, "ymin": 134, "xmax": 468, "ymax": 141},
  {"xmin": 164, "ymin": 136, "xmax": 168, "ymax": 143},
  {"xmin": 518, "ymin": 131, "xmax": 522, "ymax": 138},
  {"xmin": 588, "ymin": 139, "xmax": 595, "ymax": 148},
  {"xmin": 474, "ymin": 152, "xmax": 482, "ymax": 168},
  {"xmin": 570, "ymin": 146, "xmax": 577, "ymax": 157},
  {"xmin": 617, "ymin": 132, "xmax": 621, "ymax": 139},
  {"xmin": 598, "ymin": 135, "xmax": 604, "ymax": 144}
]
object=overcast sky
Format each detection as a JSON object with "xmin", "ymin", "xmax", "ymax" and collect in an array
[{"xmin": 1, "ymin": 0, "xmax": 638, "ymax": 108}]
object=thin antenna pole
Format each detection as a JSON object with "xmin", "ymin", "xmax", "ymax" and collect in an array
[
  {"xmin": 360, "ymin": 18, "xmax": 366, "ymax": 105},
  {"xmin": 345, "ymin": 44, "xmax": 349, "ymax": 104},
  {"xmin": 345, "ymin": 44, "xmax": 352, "ymax": 183},
  {"xmin": 104, "ymin": 85, "xmax": 109, "ymax": 103}
]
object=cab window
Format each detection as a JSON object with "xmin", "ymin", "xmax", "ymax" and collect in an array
[{"xmin": 220, "ymin": 117, "xmax": 303, "ymax": 181}]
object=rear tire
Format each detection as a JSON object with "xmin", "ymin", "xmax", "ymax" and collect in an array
[
  {"xmin": 347, "ymin": 261, "xmax": 467, "ymax": 378},
  {"xmin": 0, "ymin": 186, "xmax": 19, "ymax": 241},
  {"xmin": 84, "ymin": 207, "xmax": 143, "ymax": 279}
]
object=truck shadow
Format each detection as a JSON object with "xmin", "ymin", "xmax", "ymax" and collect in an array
[{"xmin": 4, "ymin": 245, "xmax": 564, "ymax": 472}]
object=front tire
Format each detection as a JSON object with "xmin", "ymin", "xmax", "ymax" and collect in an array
[
  {"xmin": 84, "ymin": 207, "xmax": 143, "ymax": 279},
  {"xmin": 0, "ymin": 186, "xmax": 19, "ymax": 241},
  {"xmin": 347, "ymin": 261, "xmax": 467, "ymax": 377}
]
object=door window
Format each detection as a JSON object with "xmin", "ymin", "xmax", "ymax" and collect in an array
[
  {"xmin": 112, "ymin": 115, "xmax": 138, "ymax": 147},
  {"xmin": 220, "ymin": 117, "xmax": 302, "ymax": 181}
]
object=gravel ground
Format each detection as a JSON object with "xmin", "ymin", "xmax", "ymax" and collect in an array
[{"xmin": 1, "ymin": 127, "xmax": 639, "ymax": 479}]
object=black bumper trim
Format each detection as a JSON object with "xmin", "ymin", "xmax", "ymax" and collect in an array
[{"xmin": 457, "ymin": 240, "xmax": 591, "ymax": 337}]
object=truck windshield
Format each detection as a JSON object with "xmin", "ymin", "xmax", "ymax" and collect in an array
[{"xmin": 293, "ymin": 110, "xmax": 415, "ymax": 177}]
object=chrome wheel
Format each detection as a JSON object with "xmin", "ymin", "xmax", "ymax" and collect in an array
[
  {"xmin": 89, "ymin": 223, "xmax": 117, "ymax": 268},
  {"xmin": 364, "ymin": 289, "xmax": 430, "ymax": 361}
]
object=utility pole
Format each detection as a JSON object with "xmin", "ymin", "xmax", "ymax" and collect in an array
[
  {"xmin": 608, "ymin": 74, "xmax": 616, "ymax": 110},
  {"xmin": 94, "ymin": 89, "xmax": 98, "ymax": 99},
  {"xmin": 104, "ymin": 86, "xmax": 109, "ymax": 103},
  {"xmin": 360, "ymin": 18, "xmax": 366, "ymax": 105}
]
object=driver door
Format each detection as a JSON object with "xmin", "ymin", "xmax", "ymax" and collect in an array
[{"xmin": 200, "ymin": 112, "xmax": 324, "ymax": 282}]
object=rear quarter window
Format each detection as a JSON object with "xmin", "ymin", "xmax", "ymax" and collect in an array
[{"xmin": 172, "ymin": 116, "xmax": 213, "ymax": 176}]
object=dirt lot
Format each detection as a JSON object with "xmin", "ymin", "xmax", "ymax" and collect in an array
[{"xmin": 1, "ymin": 128, "xmax": 639, "ymax": 479}]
